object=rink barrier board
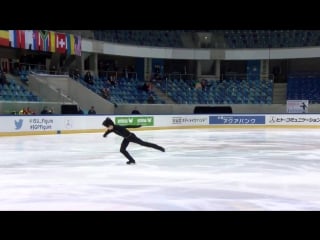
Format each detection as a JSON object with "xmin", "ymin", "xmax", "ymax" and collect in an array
[
  {"xmin": 1, "ymin": 125, "xmax": 320, "ymax": 137},
  {"xmin": 1, "ymin": 114, "xmax": 320, "ymax": 137}
]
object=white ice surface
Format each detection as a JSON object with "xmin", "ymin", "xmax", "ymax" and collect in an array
[{"xmin": 1, "ymin": 128, "xmax": 320, "ymax": 210}]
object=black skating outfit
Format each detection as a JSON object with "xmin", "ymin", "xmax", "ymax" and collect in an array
[{"xmin": 102, "ymin": 117, "xmax": 165, "ymax": 164}]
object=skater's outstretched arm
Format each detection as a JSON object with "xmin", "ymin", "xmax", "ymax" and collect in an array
[{"xmin": 103, "ymin": 129, "xmax": 111, "ymax": 138}]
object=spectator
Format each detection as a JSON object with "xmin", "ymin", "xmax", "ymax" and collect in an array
[
  {"xmin": 0, "ymin": 70, "xmax": 9, "ymax": 86},
  {"xmin": 19, "ymin": 107, "xmax": 28, "ymax": 115},
  {"xmin": 200, "ymin": 78, "xmax": 212, "ymax": 91},
  {"xmin": 88, "ymin": 106, "xmax": 97, "ymax": 114},
  {"xmin": 84, "ymin": 71, "xmax": 94, "ymax": 85},
  {"xmin": 50, "ymin": 65, "xmax": 56, "ymax": 75},
  {"xmin": 195, "ymin": 80, "xmax": 202, "ymax": 90},
  {"xmin": 18, "ymin": 106, "xmax": 34, "ymax": 115},
  {"xmin": 69, "ymin": 68, "xmax": 80, "ymax": 80},
  {"xmin": 139, "ymin": 82, "xmax": 152, "ymax": 93},
  {"xmin": 26, "ymin": 107, "xmax": 35, "ymax": 115},
  {"xmin": 108, "ymin": 75, "xmax": 116, "ymax": 87},
  {"xmin": 74, "ymin": 68, "xmax": 81, "ymax": 79},
  {"xmin": 131, "ymin": 107, "xmax": 141, "ymax": 114},
  {"xmin": 200, "ymin": 79, "xmax": 207, "ymax": 91},
  {"xmin": 101, "ymin": 87, "xmax": 111, "ymax": 100},
  {"xmin": 40, "ymin": 106, "xmax": 49, "ymax": 114},
  {"xmin": 47, "ymin": 108, "xmax": 54, "ymax": 114},
  {"xmin": 147, "ymin": 94, "xmax": 155, "ymax": 104},
  {"xmin": 78, "ymin": 107, "xmax": 84, "ymax": 114}
]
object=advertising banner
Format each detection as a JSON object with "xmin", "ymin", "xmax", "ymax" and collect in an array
[
  {"xmin": 209, "ymin": 115, "xmax": 265, "ymax": 125},
  {"xmin": 286, "ymin": 100, "xmax": 308, "ymax": 113},
  {"xmin": 115, "ymin": 116, "xmax": 154, "ymax": 126},
  {"xmin": 266, "ymin": 114, "xmax": 320, "ymax": 125}
]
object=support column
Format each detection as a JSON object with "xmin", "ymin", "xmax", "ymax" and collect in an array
[
  {"xmin": 215, "ymin": 60, "xmax": 220, "ymax": 80},
  {"xmin": 80, "ymin": 53, "xmax": 86, "ymax": 74},
  {"xmin": 260, "ymin": 59, "xmax": 269, "ymax": 80},
  {"xmin": 93, "ymin": 53, "xmax": 98, "ymax": 77},
  {"xmin": 196, "ymin": 60, "xmax": 201, "ymax": 80},
  {"xmin": 89, "ymin": 53, "xmax": 98, "ymax": 77},
  {"xmin": 144, "ymin": 58, "xmax": 152, "ymax": 81}
]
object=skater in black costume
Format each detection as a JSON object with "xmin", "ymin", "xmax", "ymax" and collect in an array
[{"xmin": 102, "ymin": 117, "xmax": 165, "ymax": 164}]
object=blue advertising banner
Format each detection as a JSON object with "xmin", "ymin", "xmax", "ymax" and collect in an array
[{"xmin": 209, "ymin": 115, "xmax": 265, "ymax": 124}]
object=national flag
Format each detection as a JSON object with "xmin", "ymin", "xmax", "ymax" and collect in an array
[
  {"xmin": 25, "ymin": 30, "xmax": 35, "ymax": 50},
  {"xmin": 49, "ymin": 31, "xmax": 55, "ymax": 52},
  {"xmin": 32, "ymin": 30, "xmax": 39, "ymax": 50},
  {"xmin": 66, "ymin": 34, "xmax": 75, "ymax": 55},
  {"xmin": 56, "ymin": 33, "xmax": 66, "ymax": 54},
  {"xmin": 9, "ymin": 30, "xmax": 26, "ymax": 48},
  {"xmin": 9, "ymin": 30, "xmax": 15, "ymax": 47},
  {"xmin": 74, "ymin": 35, "xmax": 81, "ymax": 56},
  {"xmin": 0, "ymin": 30, "xmax": 10, "ymax": 47},
  {"xmin": 39, "ymin": 30, "xmax": 50, "ymax": 52},
  {"xmin": 19, "ymin": 30, "xmax": 26, "ymax": 49}
]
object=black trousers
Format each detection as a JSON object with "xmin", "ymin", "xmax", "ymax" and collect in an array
[{"xmin": 120, "ymin": 133, "xmax": 163, "ymax": 162}]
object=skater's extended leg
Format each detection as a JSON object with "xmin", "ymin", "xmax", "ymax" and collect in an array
[
  {"xmin": 120, "ymin": 138, "xmax": 136, "ymax": 164},
  {"xmin": 129, "ymin": 134, "xmax": 165, "ymax": 152}
]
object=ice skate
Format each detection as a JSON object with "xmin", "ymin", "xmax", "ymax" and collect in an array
[
  {"xmin": 159, "ymin": 146, "xmax": 165, "ymax": 152},
  {"xmin": 126, "ymin": 160, "xmax": 136, "ymax": 165}
]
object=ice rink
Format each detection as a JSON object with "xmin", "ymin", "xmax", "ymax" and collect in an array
[{"xmin": 1, "ymin": 128, "xmax": 320, "ymax": 210}]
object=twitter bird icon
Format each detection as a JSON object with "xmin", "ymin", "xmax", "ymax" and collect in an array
[{"xmin": 14, "ymin": 119, "xmax": 23, "ymax": 130}]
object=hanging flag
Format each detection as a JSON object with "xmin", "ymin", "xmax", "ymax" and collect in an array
[
  {"xmin": 9, "ymin": 30, "xmax": 15, "ymax": 47},
  {"xmin": 0, "ymin": 30, "xmax": 9, "ymax": 47},
  {"xmin": 18, "ymin": 30, "xmax": 25, "ymax": 49},
  {"xmin": 9, "ymin": 30, "xmax": 26, "ymax": 48},
  {"xmin": 66, "ymin": 34, "xmax": 75, "ymax": 55},
  {"xmin": 49, "ymin": 31, "xmax": 56, "ymax": 52},
  {"xmin": 56, "ymin": 33, "xmax": 66, "ymax": 54},
  {"xmin": 74, "ymin": 35, "xmax": 81, "ymax": 56},
  {"xmin": 25, "ymin": 30, "xmax": 35, "ymax": 50},
  {"xmin": 32, "ymin": 30, "xmax": 39, "ymax": 50},
  {"xmin": 39, "ymin": 30, "xmax": 50, "ymax": 52}
]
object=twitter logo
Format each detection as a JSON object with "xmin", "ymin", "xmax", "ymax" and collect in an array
[{"xmin": 14, "ymin": 119, "xmax": 23, "ymax": 130}]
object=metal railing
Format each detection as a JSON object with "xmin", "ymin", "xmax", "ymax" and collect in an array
[{"xmin": 221, "ymin": 73, "xmax": 274, "ymax": 81}]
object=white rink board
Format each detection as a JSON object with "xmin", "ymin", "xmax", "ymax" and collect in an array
[
  {"xmin": 1, "ymin": 114, "xmax": 320, "ymax": 135},
  {"xmin": 266, "ymin": 114, "xmax": 320, "ymax": 125}
]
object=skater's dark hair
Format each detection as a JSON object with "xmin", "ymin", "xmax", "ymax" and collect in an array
[{"xmin": 102, "ymin": 117, "xmax": 114, "ymax": 127}]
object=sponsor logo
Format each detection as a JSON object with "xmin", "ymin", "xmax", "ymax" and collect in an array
[
  {"xmin": 172, "ymin": 117, "xmax": 207, "ymax": 125},
  {"xmin": 14, "ymin": 119, "xmax": 23, "ymax": 130},
  {"xmin": 209, "ymin": 115, "xmax": 265, "ymax": 124},
  {"xmin": 115, "ymin": 117, "xmax": 154, "ymax": 126},
  {"xmin": 65, "ymin": 119, "xmax": 72, "ymax": 129}
]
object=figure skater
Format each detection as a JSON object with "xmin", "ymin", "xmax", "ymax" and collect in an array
[{"xmin": 102, "ymin": 117, "xmax": 165, "ymax": 165}]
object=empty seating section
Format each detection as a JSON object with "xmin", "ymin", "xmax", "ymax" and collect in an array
[
  {"xmin": 74, "ymin": 76, "xmax": 165, "ymax": 104},
  {"xmin": 159, "ymin": 78, "xmax": 273, "ymax": 104},
  {"xmin": 223, "ymin": 30, "xmax": 320, "ymax": 49},
  {"xmin": 3, "ymin": 73, "xmax": 274, "ymax": 105},
  {"xmin": 94, "ymin": 30, "xmax": 184, "ymax": 48},
  {"xmin": 93, "ymin": 30, "xmax": 320, "ymax": 49},
  {"xmin": 2, "ymin": 70, "xmax": 276, "ymax": 105},
  {"xmin": 0, "ymin": 78, "xmax": 40, "ymax": 102},
  {"xmin": 19, "ymin": 69, "xmax": 29, "ymax": 84},
  {"xmin": 287, "ymin": 73, "xmax": 320, "ymax": 103}
]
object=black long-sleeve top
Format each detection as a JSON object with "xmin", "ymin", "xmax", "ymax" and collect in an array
[{"xmin": 103, "ymin": 125, "xmax": 141, "ymax": 138}]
